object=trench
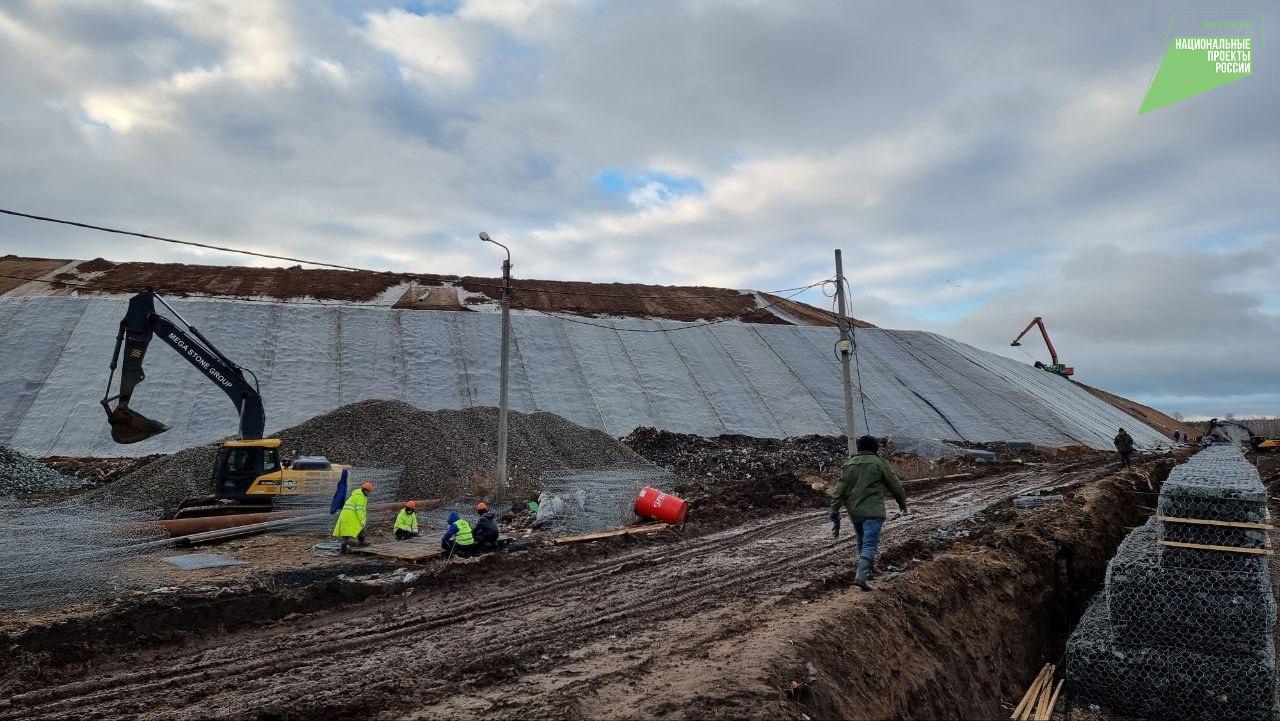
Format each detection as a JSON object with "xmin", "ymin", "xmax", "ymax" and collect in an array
[{"xmin": 777, "ymin": 457, "xmax": 1175, "ymax": 721}]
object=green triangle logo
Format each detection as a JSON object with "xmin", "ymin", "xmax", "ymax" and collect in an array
[{"xmin": 1140, "ymin": 36, "xmax": 1254, "ymax": 114}]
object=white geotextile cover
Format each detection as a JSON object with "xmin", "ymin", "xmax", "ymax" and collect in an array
[{"xmin": 0, "ymin": 296, "xmax": 1167, "ymax": 456}]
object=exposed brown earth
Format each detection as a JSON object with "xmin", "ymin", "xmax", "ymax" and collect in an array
[
  {"xmin": 1075, "ymin": 382, "xmax": 1198, "ymax": 439},
  {"xmin": 0, "ymin": 451, "xmax": 1177, "ymax": 720},
  {"xmin": 0, "ymin": 256, "xmax": 860, "ymax": 326},
  {"xmin": 0, "ymin": 256, "xmax": 70, "ymax": 294}
]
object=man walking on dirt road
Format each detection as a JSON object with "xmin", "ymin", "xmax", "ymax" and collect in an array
[
  {"xmin": 1114, "ymin": 427, "xmax": 1135, "ymax": 468},
  {"xmin": 831, "ymin": 435, "xmax": 908, "ymax": 591}
]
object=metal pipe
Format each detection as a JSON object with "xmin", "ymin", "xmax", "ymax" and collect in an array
[{"xmin": 159, "ymin": 499, "xmax": 440, "ymax": 538}]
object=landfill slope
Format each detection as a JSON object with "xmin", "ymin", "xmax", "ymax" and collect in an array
[
  {"xmin": 0, "ymin": 295, "xmax": 1168, "ymax": 456},
  {"xmin": 90, "ymin": 400, "xmax": 646, "ymax": 513}
]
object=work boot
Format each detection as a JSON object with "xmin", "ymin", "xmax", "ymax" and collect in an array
[
  {"xmin": 339, "ymin": 538, "xmax": 350, "ymax": 555},
  {"xmin": 855, "ymin": 557, "xmax": 873, "ymax": 591}
]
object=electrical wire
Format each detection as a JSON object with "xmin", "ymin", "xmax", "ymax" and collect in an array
[{"xmin": 0, "ymin": 207, "xmax": 824, "ymax": 302}]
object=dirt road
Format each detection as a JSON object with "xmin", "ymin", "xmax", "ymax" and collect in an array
[{"xmin": 2, "ymin": 457, "xmax": 1146, "ymax": 720}]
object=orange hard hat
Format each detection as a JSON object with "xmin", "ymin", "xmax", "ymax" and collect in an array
[
  {"xmin": 476, "ymin": 502, "xmax": 488, "ymax": 511},
  {"xmin": 361, "ymin": 482, "xmax": 373, "ymax": 492},
  {"xmin": 405, "ymin": 500, "xmax": 417, "ymax": 510}
]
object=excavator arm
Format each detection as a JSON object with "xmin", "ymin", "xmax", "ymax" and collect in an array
[
  {"xmin": 1010, "ymin": 316, "xmax": 1074, "ymax": 376},
  {"xmin": 1010, "ymin": 317, "xmax": 1060, "ymax": 367},
  {"xmin": 102, "ymin": 291, "xmax": 265, "ymax": 444}
]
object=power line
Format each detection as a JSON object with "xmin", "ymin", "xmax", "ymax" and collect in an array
[{"xmin": 1, "ymin": 207, "xmax": 829, "ymax": 303}]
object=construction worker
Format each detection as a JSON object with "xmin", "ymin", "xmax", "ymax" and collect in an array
[
  {"xmin": 393, "ymin": 500, "xmax": 419, "ymax": 541},
  {"xmin": 830, "ymin": 435, "xmax": 907, "ymax": 592},
  {"xmin": 333, "ymin": 482, "xmax": 373, "ymax": 554},
  {"xmin": 1114, "ymin": 427, "xmax": 1135, "ymax": 468},
  {"xmin": 474, "ymin": 501, "xmax": 500, "ymax": 550},
  {"xmin": 440, "ymin": 510, "xmax": 476, "ymax": 557}
]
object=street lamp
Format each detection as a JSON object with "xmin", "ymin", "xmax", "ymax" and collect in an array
[{"xmin": 480, "ymin": 232, "xmax": 512, "ymax": 493}]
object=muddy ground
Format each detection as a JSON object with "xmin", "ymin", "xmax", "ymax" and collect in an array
[{"xmin": 0, "ymin": 452, "xmax": 1179, "ymax": 720}]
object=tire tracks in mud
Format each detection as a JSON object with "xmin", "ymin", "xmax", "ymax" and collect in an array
[{"xmin": 3, "ymin": 460, "xmax": 1114, "ymax": 720}]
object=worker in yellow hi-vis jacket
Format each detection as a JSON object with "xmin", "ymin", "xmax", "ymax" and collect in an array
[
  {"xmin": 333, "ymin": 482, "xmax": 373, "ymax": 553},
  {"xmin": 393, "ymin": 500, "xmax": 420, "ymax": 541}
]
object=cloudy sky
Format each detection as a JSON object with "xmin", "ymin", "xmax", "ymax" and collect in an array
[{"xmin": 0, "ymin": 0, "xmax": 1275, "ymax": 418}]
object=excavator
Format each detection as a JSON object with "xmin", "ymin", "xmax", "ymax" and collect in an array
[
  {"xmin": 102, "ymin": 291, "xmax": 349, "ymax": 518},
  {"xmin": 1010, "ymin": 316, "xmax": 1074, "ymax": 377},
  {"xmin": 1203, "ymin": 418, "xmax": 1280, "ymax": 453}
]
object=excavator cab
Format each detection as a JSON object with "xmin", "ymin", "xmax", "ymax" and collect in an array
[{"xmin": 213, "ymin": 439, "xmax": 283, "ymax": 499}]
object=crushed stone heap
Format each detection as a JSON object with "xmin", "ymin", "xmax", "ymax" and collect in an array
[
  {"xmin": 0, "ymin": 447, "xmax": 84, "ymax": 496},
  {"xmin": 90, "ymin": 400, "xmax": 648, "ymax": 514},
  {"xmin": 1066, "ymin": 444, "xmax": 1276, "ymax": 721}
]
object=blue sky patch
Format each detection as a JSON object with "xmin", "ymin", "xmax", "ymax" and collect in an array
[{"xmin": 595, "ymin": 170, "xmax": 705, "ymax": 207}]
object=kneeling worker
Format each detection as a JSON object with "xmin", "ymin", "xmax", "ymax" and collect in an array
[
  {"xmin": 474, "ymin": 502, "xmax": 500, "ymax": 550},
  {"xmin": 393, "ymin": 500, "xmax": 420, "ymax": 541},
  {"xmin": 830, "ymin": 436, "xmax": 907, "ymax": 591},
  {"xmin": 333, "ymin": 482, "xmax": 374, "ymax": 554},
  {"xmin": 441, "ymin": 510, "xmax": 476, "ymax": 556}
]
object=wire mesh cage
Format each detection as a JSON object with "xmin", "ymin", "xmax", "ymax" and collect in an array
[
  {"xmin": 539, "ymin": 465, "xmax": 676, "ymax": 535},
  {"xmin": 0, "ymin": 496, "xmax": 168, "ymax": 612},
  {"xmin": 1065, "ymin": 444, "xmax": 1277, "ymax": 720}
]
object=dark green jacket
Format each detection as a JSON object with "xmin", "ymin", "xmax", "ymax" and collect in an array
[{"xmin": 831, "ymin": 453, "xmax": 907, "ymax": 518}]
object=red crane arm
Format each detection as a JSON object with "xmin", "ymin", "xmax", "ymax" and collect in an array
[{"xmin": 1009, "ymin": 316, "xmax": 1060, "ymax": 366}]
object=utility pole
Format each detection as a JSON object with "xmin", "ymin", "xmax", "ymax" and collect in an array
[
  {"xmin": 834, "ymin": 249, "xmax": 857, "ymax": 454},
  {"xmin": 480, "ymin": 232, "xmax": 512, "ymax": 492}
]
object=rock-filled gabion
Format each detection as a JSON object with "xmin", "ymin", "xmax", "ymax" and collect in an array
[{"xmin": 1066, "ymin": 444, "xmax": 1276, "ymax": 721}]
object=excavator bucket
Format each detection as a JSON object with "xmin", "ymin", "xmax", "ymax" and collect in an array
[{"xmin": 107, "ymin": 406, "xmax": 170, "ymax": 444}]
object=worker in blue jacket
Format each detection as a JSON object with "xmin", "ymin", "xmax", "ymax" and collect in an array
[{"xmin": 441, "ymin": 510, "xmax": 476, "ymax": 556}]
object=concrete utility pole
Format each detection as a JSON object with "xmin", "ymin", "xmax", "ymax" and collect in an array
[
  {"xmin": 480, "ymin": 232, "xmax": 512, "ymax": 492},
  {"xmin": 834, "ymin": 249, "xmax": 857, "ymax": 454}
]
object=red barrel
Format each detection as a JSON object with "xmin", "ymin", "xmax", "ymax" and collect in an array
[{"xmin": 634, "ymin": 486, "xmax": 688, "ymax": 525}]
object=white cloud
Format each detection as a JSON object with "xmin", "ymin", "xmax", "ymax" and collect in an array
[
  {"xmin": 0, "ymin": 0, "xmax": 1275, "ymax": 415},
  {"xmin": 363, "ymin": 8, "xmax": 477, "ymax": 86}
]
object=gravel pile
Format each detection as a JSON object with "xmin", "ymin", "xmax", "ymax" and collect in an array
[
  {"xmin": 0, "ymin": 447, "xmax": 85, "ymax": 495},
  {"xmin": 93, "ymin": 400, "xmax": 649, "ymax": 513}
]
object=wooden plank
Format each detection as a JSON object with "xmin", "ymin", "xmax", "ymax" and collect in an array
[
  {"xmin": 1158, "ymin": 540, "xmax": 1273, "ymax": 556},
  {"xmin": 1011, "ymin": 664, "xmax": 1051, "ymax": 720},
  {"xmin": 554, "ymin": 523, "xmax": 669, "ymax": 545},
  {"xmin": 1157, "ymin": 515, "xmax": 1273, "ymax": 530},
  {"xmin": 1038, "ymin": 679, "xmax": 1064, "ymax": 721}
]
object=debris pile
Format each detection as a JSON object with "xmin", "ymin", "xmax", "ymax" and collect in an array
[
  {"xmin": 1066, "ymin": 444, "xmax": 1276, "ymax": 720},
  {"xmin": 0, "ymin": 447, "xmax": 84, "ymax": 495},
  {"xmin": 92, "ymin": 400, "xmax": 648, "ymax": 513}
]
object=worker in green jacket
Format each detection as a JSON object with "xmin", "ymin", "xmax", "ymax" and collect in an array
[
  {"xmin": 830, "ymin": 435, "xmax": 907, "ymax": 591},
  {"xmin": 333, "ymin": 482, "xmax": 373, "ymax": 554},
  {"xmin": 393, "ymin": 500, "xmax": 420, "ymax": 541}
]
